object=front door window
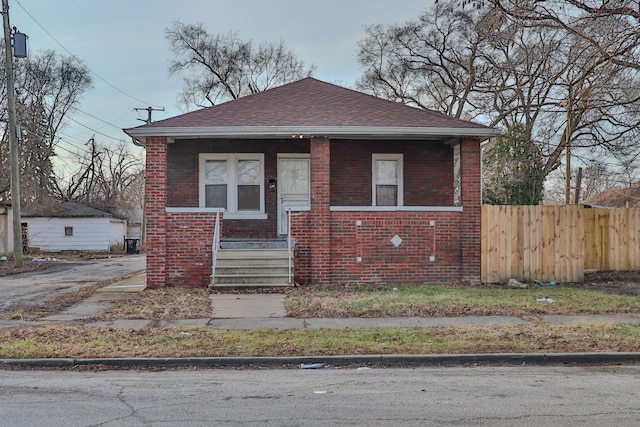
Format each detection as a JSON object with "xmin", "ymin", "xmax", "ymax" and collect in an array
[{"xmin": 278, "ymin": 156, "xmax": 310, "ymax": 234}]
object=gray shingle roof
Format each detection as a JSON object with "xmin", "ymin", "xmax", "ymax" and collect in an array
[
  {"xmin": 584, "ymin": 186, "xmax": 640, "ymax": 208},
  {"xmin": 22, "ymin": 202, "xmax": 118, "ymax": 218},
  {"xmin": 124, "ymin": 77, "xmax": 497, "ymax": 141}
]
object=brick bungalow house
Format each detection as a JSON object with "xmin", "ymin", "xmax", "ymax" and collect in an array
[{"xmin": 124, "ymin": 77, "xmax": 497, "ymax": 289}]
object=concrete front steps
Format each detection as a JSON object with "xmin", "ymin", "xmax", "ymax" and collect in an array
[{"xmin": 210, "ymin": 240, "xmax": 293, "ymax": 289}]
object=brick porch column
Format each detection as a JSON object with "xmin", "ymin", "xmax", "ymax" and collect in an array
[
  {"xmin": 310, "ymin": 136, "xmax": 331, "ymax": 284},
  {"xmin": 460, "ymin": 138, "xmax": 482, "ymax": 284},
  {"xmin": 145, "ymin": 136, "xmax": 168, "ymax": 288}
]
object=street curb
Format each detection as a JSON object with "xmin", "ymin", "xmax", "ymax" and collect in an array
[{"xmin": 2, "ymin": 352, "xmax": 640, "ymax": 369}]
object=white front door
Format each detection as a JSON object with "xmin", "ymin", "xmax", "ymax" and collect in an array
[{"xmin": 278, "ymin": 155, "xmax": 310, "ymax": 235}]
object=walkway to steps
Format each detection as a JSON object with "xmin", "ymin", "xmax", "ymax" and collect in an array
[{"xmin": 210, "ymin": 293, "xmax": 287, "ymax": 318}]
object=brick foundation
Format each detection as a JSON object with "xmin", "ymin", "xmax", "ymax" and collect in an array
[{"xmin": 164, "ymin": 211, "xmax": 221, "ymax": 287}]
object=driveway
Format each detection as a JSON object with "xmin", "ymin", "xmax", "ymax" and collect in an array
[{"xmin": 0, "ymin": 254, "xmax": 145, "ymax": 311}]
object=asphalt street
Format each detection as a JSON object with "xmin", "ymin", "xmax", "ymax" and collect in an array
[{"xmin": 2, "ymin": 365, "xmax": 639, "ymax": 426}]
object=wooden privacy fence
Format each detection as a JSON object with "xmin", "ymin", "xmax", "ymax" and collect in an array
[{"xmin": 481, "ymin": 205, "xmax": 640, "ymax": 283}]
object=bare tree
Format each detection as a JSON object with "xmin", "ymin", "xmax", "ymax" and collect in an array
[
  {"xmin": 357, "ymin": 4, "xmax": 487, "ymax": 119},
  {"xmin": 478, "ymin": 8, "xmax": 640, "ymax": 175},
  {"xmin": 53, "ymin": 139, "xmax": 145, "ymax": 215},
  {"xmin": 489, "ymin": 0, "xmax": 640, "ymax": 72},
  {"xmin": 358, "ymin": 1, "xmax": 640, "ymax": 196},
  {"xmin": 0, "ymin": 49, "xmax": 92, "ymax": 210},
  {"xmin": 166, "ymin": 22, "xmax": 315, "ymax": 108}
]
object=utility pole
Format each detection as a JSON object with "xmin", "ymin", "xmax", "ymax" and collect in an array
[
  {"xmin": 135, "ymin": 106, "xmax": 164, "ymax": 124},
  {"xmin": 2, "ymin": 0, "xmax": 22, "ymax": 267},
  {"xmin": 564, "ymin": 101, "xmax": 572, "ymax": 205},
  {"xmin": 573, "ymin": 167, "xmax": 583, "ymax": 205}
]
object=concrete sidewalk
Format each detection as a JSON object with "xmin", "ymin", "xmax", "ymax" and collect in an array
[
  {"xmin": 41, "ymin": 273, "xmax": 147, "ymax": 322},
  {"xmin": 9, "ymin": 271, "xmax": 636, "ymax": 330}
]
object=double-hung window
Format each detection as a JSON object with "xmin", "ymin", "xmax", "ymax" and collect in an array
[
  {"xmin": 200, "ymin": 154, "xmax": 265, "ymax": 217},
  {"xmin": 372, "ymin": 154, "xmax": 403, "ymax": 206}
]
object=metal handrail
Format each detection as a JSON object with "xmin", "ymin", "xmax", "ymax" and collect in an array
[
  {"xmin": 211, "ymin": 209, "xmax": 221, "ymax": 283},
  {"xmin": 287, "ymin": 208, "xmax": 292, "ymax": 285},
  {"xmin": 285, "ymin": 207, "xmax": 304, "ymax": 285}
]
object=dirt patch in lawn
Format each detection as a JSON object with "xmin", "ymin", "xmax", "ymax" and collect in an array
[
  {"xmin": 92, "ymin": 287, "xmax": 212, "ymax": 321},
  {"xmin": 571, "ymin": 270, "xmax": 640, "ymax": 296}
]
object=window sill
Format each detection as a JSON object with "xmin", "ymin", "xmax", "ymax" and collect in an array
[
  {"xmin": 165, "ymin": 207, "xmax": 267, "ymax": 219},
  {"xmin": 223, "ymin": 212, "xmax": 268, "ymax": 220},
  {"xmin": 330, "ymin": 206, "xmax": 464, "ymax": 212}
]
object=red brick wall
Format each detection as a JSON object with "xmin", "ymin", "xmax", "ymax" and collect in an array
[
  {"xmin": 331, "ymin": 140, "xmax": 454, "ymax": 206},
  {"xmin": 145, "ymin": 136, "xmax": 168, "ymax": 289},
  {"xmin": 291, "ymin": 210, "xmax": 464, "ymax": 284},
  {"xmin": 150, "ymin": 136, "xmax": 480, "ymax": 287},
  {"xmin": 459, "ymin": 138, "xmax": 482, "ymax": 283},
  {"xmin": 290, "ymin": 211, "xmax": 312, "ymax": 284},
  {"xmin": 309, "ymin": 137, "xmax": 331, "ymax": 284},
  {"xmin": 165, "ymin": 211, "xmax": 220, "ymax": 287},
  {"xmin": 289, "ymin": 137, "xmax": 480, "ymax": 286}
]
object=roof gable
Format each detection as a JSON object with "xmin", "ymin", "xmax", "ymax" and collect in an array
[{"xmin": 140, "ymin": 77, "xmax": 487, "ymax": 129}]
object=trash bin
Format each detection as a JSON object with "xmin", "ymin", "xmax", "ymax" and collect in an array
[{"xmin": 125, "ymin": 238, "xmax": 139, "ymax": 255}]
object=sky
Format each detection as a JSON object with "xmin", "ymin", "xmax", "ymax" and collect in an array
[{"xmin": 9, "ymin": 0, "xmax": 433, "ymax": 159}]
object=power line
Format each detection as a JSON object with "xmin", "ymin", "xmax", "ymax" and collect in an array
[
  {"xmin": 12, "ymin": 79, "xmax": 131, "ymax": 146},
  {"xmin": 14, "ymin": 0, "xmax": 162, "ymax": 109},
  {"xmin": 19, "ymin": 126, "xmax": 96, "ymax": 159},
  {"xmin": 71, "ymin": 107, "xmax": 134, "ymax": 132},
  {"xmin": 64, "ymin": 115, "xmax": 128, "ymax": 143}
]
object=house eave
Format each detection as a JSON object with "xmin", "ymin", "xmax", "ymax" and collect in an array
[{"xmin": 124, "ymin": 126, "xmax": 500, "ymax": 146}]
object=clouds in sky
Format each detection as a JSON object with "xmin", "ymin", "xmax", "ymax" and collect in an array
[{"xmin": 11, "ymin": 0, "xmax": 431, "ymax": 149}]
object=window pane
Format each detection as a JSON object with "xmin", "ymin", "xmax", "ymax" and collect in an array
[
  {"xmin": 281, "ymin": 159, "xmax": 310, "ymax": 194},
  {"xmin": 376, "ymin": 160, "xmax": 397, "ymax": 185},
  {"xmin": 205, "ymin": 160, "xmax": 227, "ymax": 184},
  {"xmin": 238, "ymin": 185, "xmax": 260, "ymax": 210},
  {"xmin": 238, "ymin": 160, "xmax": 260, "ymax": 185},
  {"xmin": 376, "ymin": 185, "xmax": 397, "ymax": 206},
  {"xmin": 205, "ymin": 184, "xmax": 227, "ymax": 208}
]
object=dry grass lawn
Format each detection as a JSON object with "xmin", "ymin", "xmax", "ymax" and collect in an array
[
  {"xmin": 1, "ymin": 323, "xmax": 640, "ymax": 359},
  {"xmin": 285, "ymin": 283, "xmax": 640, "ymax": 318}
]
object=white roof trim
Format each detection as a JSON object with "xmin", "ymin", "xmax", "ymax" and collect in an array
[{"xmin": 124, "ymin": 125, "xmax": 500, "ymax": 145}]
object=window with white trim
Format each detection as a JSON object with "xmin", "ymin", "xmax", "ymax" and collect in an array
[
  {"xmin": 372, "ymin": 154, "xmax": 403, "ymax": 206},
  {"xmin": 199, "ymin": 154, "xmax": 265, "ymax": 214}
]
